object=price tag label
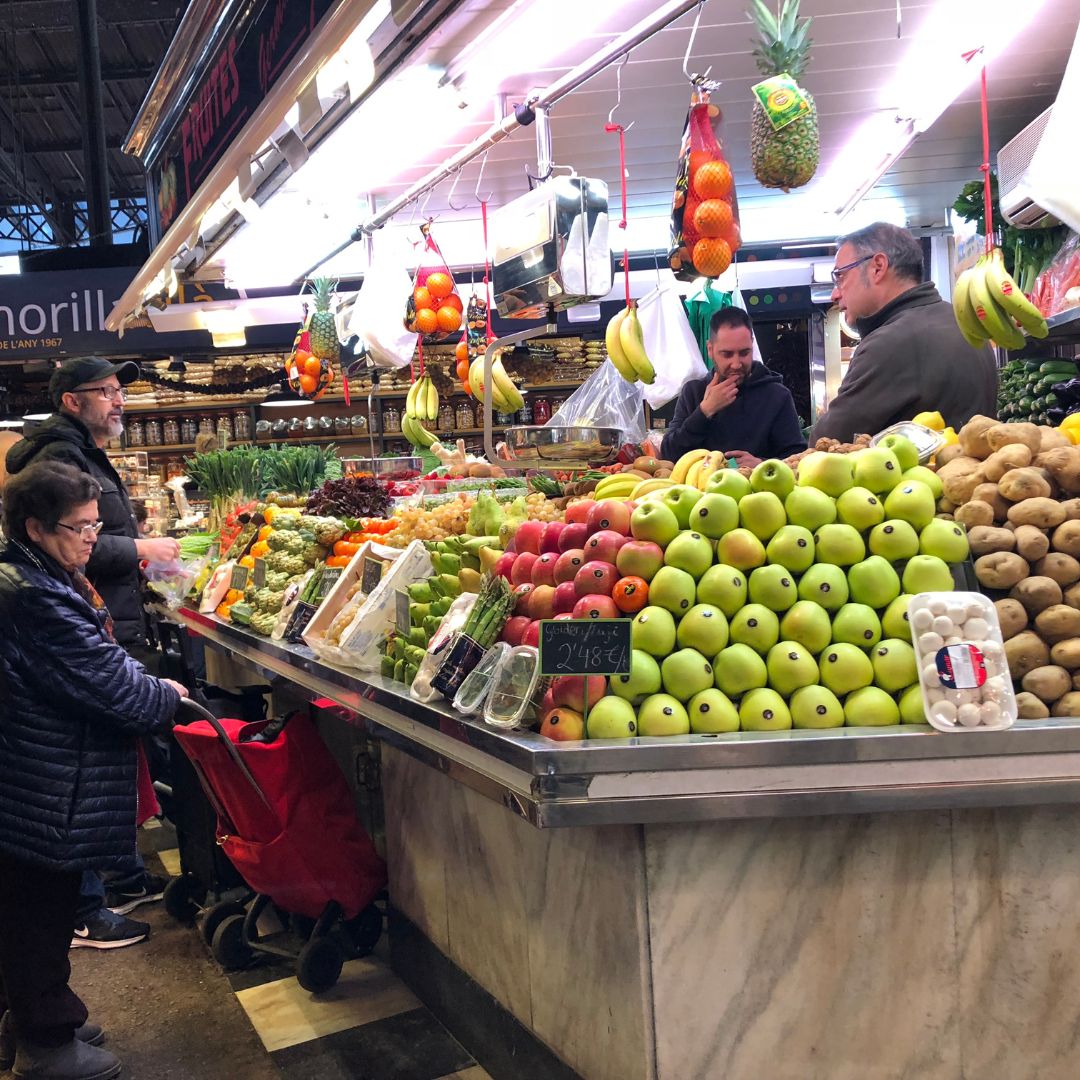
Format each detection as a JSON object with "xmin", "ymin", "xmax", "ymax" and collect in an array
[
  {"xmin": 396, "ymin": 590, "xmax": 411, "ymax": 635},
  {"xmin": 229, "ymin": 564, "xmax": 249, "ymax": 590},
  {"xmin": 284, "ymin": 601, "xmax": 318, "ymax": 643},
  {"xmin": 252, "ymin": 558, "xmax": 267, "ymax": 588},
  {"xmin": 538, "ymin": 619, "xmax": 632, "ymax": 677},
  {"xmin": 361, "ymin": 555, "xmax": 385, "ymax": 595},
  {"xmin": 319, "ymin": 566, "xmax": 344, "ymax": 600}
]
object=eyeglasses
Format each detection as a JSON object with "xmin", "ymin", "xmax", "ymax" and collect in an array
[
  {"xmin": 830, "ymin": 254, "xmax": 874, "ymax": 286},
  {"xmin": 71, "ymin": 386, "xmax": 127, "ymax": 402},
  {"xmin": 56, "ymin": 520, "xmax": 104, "ymax": 540}
]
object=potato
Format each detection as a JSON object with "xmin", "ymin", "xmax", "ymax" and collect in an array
[
  {"xmin": 1039, "ymin": 427, "xmax": 1071, "ymax": 453},
  {"xmin": 986, "ymin": 421, "xmax": 1042, "ymax": 455},
  {"xmin": 1035, "ymin": 605, "xmax": 1080, "ymax": 642},
  {"xmin": 937, "ymin": 497, "xmax": 957, "ymax": 514},
  {"xmin": 1004, "ymin": 631, "xmax": 1051, "ymax": 679},
  {"xmin": 1033, "ymin": 552, "xmax": 1080, "ymax": 586},
  {"xmin": 1022, "ymin": 664, "xmax": 1073, "ymax": 704},
  {"xmin": 998, "ymin": 468, "xmax": 1053, "ymax": 502},
  {"xmin": 1053, "ymin": 692, "xmax": 1080, "ymax": 717},
  {"xmin": 967, "ymin": 525, "xmax": 1016, "ymax": 556},
  {"xmin": 1010, "ymin": 576, "xmax": 1063, "ymax": 615},
  {"xmin": 935, "ymin": 443, "xmax": 966, "ymax": 467},
  {"xmin": 1035, "ymin": 446, "xmax": 1080, "ymax": 495},
  {"xmin": 1074, "ymin": 673, "xmax": 1080, "ymax": 691},
  {"xmin": 1016, "ymin": 692, "xmax": 1051, "ymax": 719},
  {"xmin": 982, "ymin": 443, "xmax": 1033, "ymax": 483},
  {"xmin": 1065, "ymin": 582, "xmax": 1080, "ymax": 611},
  {"xmin": 1059, "ymin": 498, "xmax": 1080, "ymax": 521},
  {"xmin": 1052, "ymin": 519, "xmax": 1080, "ymax": 557},
  {"xmin": 974, "ymin": 551, "xmax": 1030, "ymax": 590},
  {"xmin": 938, "ymin": 457, "xmax": 983, "ymax": 505},
  {"xmin": 971, "ymin": 482, "xmax": 1012, "ymax": 522},
  {"xmin": 1008, "ymin": 498, "xmax": 1068, "ymax": 529},
  {"xmin": 994, "ymin": 597, "xmax": 1028, "ymax": 640},
  {"xmin": 955, "ymin": 501, "xmax": 995, "ymax": 529},
  {"xmin": 1051, "ymin": 639, "xmax": 1080, "ymax": 670},
  {"xmin": 958, "ymin": 414, "xmax": 999, "ymax": 459},
  {"xmin": 1013, "ymin": 524, "xmax": 1050, "ymax": 562}
]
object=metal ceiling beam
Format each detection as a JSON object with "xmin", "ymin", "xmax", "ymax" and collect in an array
[
  {"xmin": 15, "ymin": 65, "xmax": 156, "ymax": 89},
  {"xmin": 7, "ymin": 136, "xmax": 124, "ymax": 154},
  {"xmin": 73, "ymin": 0, "xmax": 113, "ymax": 247}
]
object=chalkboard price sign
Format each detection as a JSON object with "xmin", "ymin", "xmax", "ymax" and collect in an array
[
  {"xmin": 252, "ymin": 558, "xmax": 267, "ymax": 588},
  {"xmin": 361, "ymin": 556, "xmax": 385, "ymax": 595},
  {"xmin": 395, "ymin": 590, "xmax": 411, "ymax": 635},
  {"xmin": 538, "ymin": 619, "xmax": 632, "ymax": 677},
  {"xmin": 229, "ymin": 564, "xmax": 249, "ymax": 591}
]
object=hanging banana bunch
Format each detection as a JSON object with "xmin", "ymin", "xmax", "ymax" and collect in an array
[
  {"xmin": 402, "ymin": 373, "xmax": 440, "ymax": 450},
  {"xmin": 468, "ymin": 349, "xmax": 525, "ymax": 414},
  {"xmin": 605, "ymin": 302, "xmax": 656, "ymax": 385},
  {"xmin": 953, "ymin": 247, "xmax": 1048, "ymax": 350}
]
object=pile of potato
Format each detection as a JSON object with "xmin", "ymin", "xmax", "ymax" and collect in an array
[{"xmin": 935, "ymin": 415, "xmax": 1080, "ymax": 719}]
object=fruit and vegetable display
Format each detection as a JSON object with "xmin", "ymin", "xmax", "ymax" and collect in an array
[
  {"xmin": 952, "ymin": 247, "xmax": 1049, "ymax": 349},
  {"xmin": 305, "ymin": 474, "xmax": 391, "ymax": 519},
  {"xmin": 996, "ymin": 357, "xmax": 1079, "ymax": 427}
]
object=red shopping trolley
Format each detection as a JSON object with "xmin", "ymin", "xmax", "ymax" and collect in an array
[{"xmin": 172, "ymin": 699, "xmax": 387, "ymax": 992}]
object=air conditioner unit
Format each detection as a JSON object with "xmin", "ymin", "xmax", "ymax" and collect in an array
[{"xmin": 998, "ymin": 107, "xmax": 1059, "ymax": 229}]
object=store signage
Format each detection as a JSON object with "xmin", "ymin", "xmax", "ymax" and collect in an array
[
  {"xmin": 252, "ymin": 558, "xmax": 267, "ymax": 588},
  {"xmin": 395, "ymin": 590, "xmax": 410, "ymax": 635},
  {"xmin": 361, "ymin": 556, "xmax": 384, "ymax": 595},
  {"xmin": 146, "ymin": 0, "xmax": 339, "ymax": 242},
  {"xmin": 538, "ymin": 619, "xmax": 631, "ymax": 677},
  {"xmin": 319, "ymin": 566, "xmax": 344, "ymax": 599},
  {"xmin": 230, "ymin": 564, "xmax": 250, "ymax": 590}
]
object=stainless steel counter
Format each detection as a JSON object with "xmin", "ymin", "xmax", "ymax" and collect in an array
[{"xmin": 173, "ymin": 606, "xmax": 1080, "ymax": 827}]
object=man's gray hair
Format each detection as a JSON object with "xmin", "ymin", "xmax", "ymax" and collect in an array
[{"xmin": 838, "ymin": 222, "xmax": 924, "ymax": 284}]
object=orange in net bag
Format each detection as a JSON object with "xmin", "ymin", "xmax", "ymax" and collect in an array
[{"xmin": 404, "ymin": 222, "xmax": 463, "ymax": 342}]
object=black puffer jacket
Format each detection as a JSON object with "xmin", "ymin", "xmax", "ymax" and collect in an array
[
  {"xmin": 6, "ymin": 413, "xmax": 144, "ymax": 646},
  {"xmin": 0, "ymin": 539, "xmax": 180, "ymax": 871}
]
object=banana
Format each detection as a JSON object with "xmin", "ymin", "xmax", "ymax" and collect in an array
[
  {"xmin": 405, "ymin": 379, "xmax": 419, "ymax": 417},
  {"xmin": 630, "ymin": 477, "xmax": 675, "ymax": 499},
  {"xmin": 684, "ymin": 460, "xmax": 705, "ymax": 490},
  {"xmin": 468, "ymin": 357, "xmax": 487, "ymax": 402},
  {"xmin": 618, "ymin": 304, "xmax": 656, "ymax": 384},
  {"xmin": 984, "ymin": 247, "xmax": 1049, "ymax": 338},
  {"xmin": 605, "ymin": 307, "xmax": 639, "ymax": 383},
  {"xmin": 968, "ymin": 259, "xmax": 1026, "ymax": 350},
  {"xmin": 426, "ymin": 377, "xmax": 440, "ymax": 422},
  {"xmin": 491, "ymin": 357, "xmax": 525, "ymax": 412},
  {"xmin": 952, "ymin": 269, "xmax": 989, "ymax": 349},
  {"xmin": 593, "ymin": 474, "xmax": 639, "ymax": 499},
  {"xmin": 403, "ymin": 413, "xmax": 437, "ymax": 449},
  {"xmin": 696, "ymin": 451, "xmax": 728, "ymax": 490},
  {"xmin": 671, "ymin": 449, "xmax": 709, "ymax": 485}
]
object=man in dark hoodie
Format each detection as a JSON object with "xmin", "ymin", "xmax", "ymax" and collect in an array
[{"xmin": 661, "ymin": 307, "xmax": 806, "ymax": 467}]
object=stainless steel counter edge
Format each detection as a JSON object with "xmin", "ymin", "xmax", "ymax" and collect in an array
[{"xmin": 172, "ymin": 607, "xmax": 1080, "ymax": 826}]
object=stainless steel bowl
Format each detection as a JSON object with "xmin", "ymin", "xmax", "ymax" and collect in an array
[{"xmin": 503, "ymin": 425, "xmax": 621, "ymax": 465}]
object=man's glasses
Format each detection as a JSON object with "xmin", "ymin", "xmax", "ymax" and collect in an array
[
  {"xmin": 830, "ymin": 254, "xmax": 874, "ymax": 286},
  {"xmin": 71, "ymin": 386, "xmax": 127, "ymax": 402},
  {"xmin": 56, "ymin": 521, "xmax": 104, "ymax": 540}
]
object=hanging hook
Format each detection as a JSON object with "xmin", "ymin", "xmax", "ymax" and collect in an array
[
  {"xmin": 474, "ymin": 150, "xmax": 494, "ymax": 203},
  {"xmin": 606, "ymin": 53, "xmax": 635, "ymax": 132},
  {"xmin": 447, "ymin": 165, "xmax": 470, "ymax": 212},
  {"xmin": 682, "ymin": 0, "xmax": 713, "ymax": 85}
]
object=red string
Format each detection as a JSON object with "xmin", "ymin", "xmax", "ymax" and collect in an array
[
  {"xmin": 605, "ymin": 122, "xmax": 631, "ymax": 307},
  {"xmin": 481, "ymin": 200, "xmax": 493, "ymax": 341},
  {"xmin": 417, "ymin": 337, "xmax": 425, "ymax": 377},
  {"xmin": 962, "ymin": 47, "xmax": 992, "ymax": 254}
]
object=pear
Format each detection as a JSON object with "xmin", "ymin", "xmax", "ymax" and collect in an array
[
  {"xmin": 691, "ymin": 493, "xmax": 739, "ymax": 540},
  {"xmin": 898, "ymin": 682, "xmax": 928, "ymax": 724},
  {"xmin": 738, "ymin": 492, "xmax": 787, "ymax": 542},
  {"xmin": 780, "ymin": 600, "xmax": 833, "ymax": 655},
  {"xmin": 687, "ymin": 688, "xmax": 740, "ymax": 733},
  {"xmin": 835, "ymin": 487, "xmax": 885, "ymax": 532},
  {"xmin": 883, "ymin": 480, "xmax": 936, "ymax": 530},
  {"xmin": 877, "ymin": 434, "xmax": 920, "ymax": 472},
  {"xmin": 900, "ymin": 464, "xmax": 943, "ymax": 499},
  {"xmin": 747, "ymin": 564, "xmax": 798, "ymax": 612},
  {"xmin": 784, "ymin": 485, "xmax": 837, "ymax": 532},
  {"xmin": 765, "ymin": 524, "xmax": 815, "ymax": 573},
  {"xmin": 819, "ymin": 642, "xmax": 874, "ymax": 695},
  {"xmin": 868, "ymin": 519, "xmax": 920, "ymax": 561},
  {"xmin": 713, "ymin": 643, "xmax": 768, "ymax": 696},
  {"xmin": 706, "ymin": 470, "xmax": 752, "ymax": 501},
  {"xmin": 846, "ymin": 555, "xmax": 901, "ymax": 609},
  {"xmin": 901, "ymin": 554, "xmax": 954, "ymax": 594},
  {"xmin": 750, "ymin": 458, "xmax": 796, "ymax": 498},
  {"xmin": 852, "ymin": 446, "xmax": 902, "ymax": 494},
  {"xmin": 790, "ymin": 685, "xmax": 845, "ymax": 729},
  {"xmin": 716, "ymin": 528, "xmax": 766, "ymax": 572},
  {"xmin": 660, "ymin": 648, "xmax": 715, "ymax": 702},
  {"xmin": 831, "ymin": 603, "xmax": 882, "ymax": 650},
  {"xmin": 738, "ymin": 687, "xmax": 792, "ymax": 731},
  {"xmin": 797, "ymin": 563, "xmax": 849, "ymax": 612},
  {"xmin": 677, "ymin": 604, "xmax": 730, "ymax": 655},
  {"xmin": 871, "ymin": 639, "xmax": 919, "ymax": 693},
  {"xmin": 765, "ymin": 640, "xmax": 819, "ymax": 696},
  {"xmin": 609, "ymin": 649, "xmax": 662, "ymax": 704},
  {"xmin": 843, "ymin": 685, "xmax": 901, "ymax": 727},
  {"xmin": 797, "ymin": 451, "xmax": 854, "ymax": 497},
  {"xmin": 814, "ymin": 523, "xmax": 866, "ymax": 567},
  {"xmin": 881, "ymin": 594, "xmax": 914, "ymax": 641},
  {"xmin": 919, "ymin": 519, "xmax": 970, "ymax": 563},
  {"xmin": 696, "ymin": 565, "xmax": 747, "ymax": 617},
  {"xmin": 729, "ymin": 604, "xmax": 780, "ymax": 655}
]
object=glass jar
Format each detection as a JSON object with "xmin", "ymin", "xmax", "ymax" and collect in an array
[
  {"xmin": 438, "ymin": 404, "xmax": 455, "ymax": 432},
  {"xmin": 351, "ymin": 414, "xmax": 368, "ymax": 434},
  {"xmin": 166, "ymin": 458, "xmax": 183, "ymax": 480},
  {"xmin": 162, "ymin": 418, "xmax": 180, "ymax": 445},
  {"xmin": 495, "ymin": 410, "xmax": 515, "ymax": 426},
  {"xmin": 233, "ymin": 410, "xmax": 251, "ymax": 440},
  {"xmin": 533, "ymin": 397, "xmax": 551, "ymax": 425},
  {"xmin": 217, "ymin": 414, "xmax": 234, "ymax": 441},
  {"xmin": 456, "ymin": 401, "xmax": 475, "ymax": 430},
  {"xmin": 516, "ymin": 399, "xmax": 533, "ymax": 425},
  {"xmin": 144, "ymin": 419, "xmax": 162, "ymax": 446},
  {"xmin": 334, "ymin": 416, "xmax": 351, "ymax": 435},
  {"xmin": 198, "ymin": 416, "xmax": 215, "ymax": 436},
  {"xmin": 180, "ymin": 417, "xmax": 198, "ymax": 443},
  {"xmin": 382, "ymin": 405, "xmax": 400, "ymax": 433},
  {"xmin": 127, "ymin": 420, "xmax": 145, "ymax": 447}
]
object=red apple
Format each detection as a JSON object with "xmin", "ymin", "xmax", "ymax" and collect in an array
[
  {"xmin": 553, "ymin": 612, "xmax": 575, "ymax": 621},
  {"xmin": 528, "ymin": 584, "xmax": 556, "ymax": 621},
  {"xmin": 574, "ymin": 560, "xmax": 619, "ymax": 597},
  {"xmin": 505, "ymin": 537, "xmax": 517, "ymax": 553},
  {"xmin": 573, "ymin": 594, "xmax": 619, "ymax": 620},
  {"xmin": 494, "ymin": 552, "xmax": 517, "ymax": 581},
  {"xmin": 558, "ymin": 522, "xmax": 590, "ymax": 552},
  {"xmin": 539, "ymin": 686, "xmax": 557, "ymax": 719},
  {"xmin": 553, "ymin": 581, "xmax": 579, "ymax": 615},
  {"xmin": 552, "ymin": 674, "xmax": 608, "ymax": 712},
  {"xmin": 530, "ymin": 552, "xmax": 559, "ymax": 588},
  {"xmin": 554, "ymin": 549, "xmax": 587, "ymax": 584},
  {"xmin": 540, "ymin": 522, "xmax": 565, "ymax": 554},
  {"xmin": 587, "ymin": 499, "xmax": 632, "ymax": 536},
  {"xmin": 616, "ymin": 540, "xmax": 665, "ymax": 582},
  {"xmin": 510, "ymin": 553, "xmax": 538, "ymax": 587},
  {"xmin": 514, "ymin": 520, "xmax": 545, "ymax": 556},
  {"xmin": 522, "ymin": 620, "xmax": 542, "ymax": 647},
  {"xmin": 565, "ymin": 500, "xmax": 593, "ymax": 525},
  {"xmin": 513, "ymin": 583, "xmax": 534, "ymax": 614},
  {"xmin": 540, "ymin": 707, "xmax": 585, "ymax": 741},
  {"xmin": 585, "ymin": 529, "xmax": 630, "ymax": 564},
  {"xmin": 499, "ymin": 615, "xmax": 532, "ymax": 645}
]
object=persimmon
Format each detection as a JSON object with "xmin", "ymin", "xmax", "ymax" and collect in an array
[{"xmin": 612, "ymin": 576, "xmax": 649, "ymax": 614}]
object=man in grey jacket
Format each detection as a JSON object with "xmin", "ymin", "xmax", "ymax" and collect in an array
[{"xmin": 811, "ymin": 223, "xmax": 998, "ymax": 442}]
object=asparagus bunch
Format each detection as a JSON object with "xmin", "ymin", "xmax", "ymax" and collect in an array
[{"xmin": 460, "ymin": 573, "xmax": 515, "ymax": 648}]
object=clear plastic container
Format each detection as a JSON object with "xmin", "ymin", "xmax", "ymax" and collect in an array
[
  {"xmin": 452, "ymin": 643, "xmax": 511, "ymax": 716},
  {"xmin": 870, "ymin": 423, "xmax": 945, "ymax": 465},
  {"xmin": 483, "ymin": 645, "xmax": 541, "ymax": 729},
  {"xmin": 909, "ymin": 591, "xmax": 1016, "ymax": 732}
]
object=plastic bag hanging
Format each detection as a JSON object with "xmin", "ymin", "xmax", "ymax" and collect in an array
[{"xmin": 404, "ymin": 222, "xmax": 464, "ymax": 342}]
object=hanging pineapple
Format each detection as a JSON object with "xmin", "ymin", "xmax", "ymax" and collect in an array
[
  {"xmin": 286, "ymin": 278, "xmax": 339, "ymax": 400},
  {"xmin": 748, "ymin": 0, "xmax": 819, "ymax": 192},
  {"xmin": 307, "ymin": 277, "xmax": 341, "ymax": 363}
]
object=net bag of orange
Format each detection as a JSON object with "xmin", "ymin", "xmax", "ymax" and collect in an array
[
  {"xmin": 404, "ymin": 222, "xmax": 463, "ymax": 342},
  {"xmin": 667, "ymin": 86, "xmax": 742, "ymax": 282}
]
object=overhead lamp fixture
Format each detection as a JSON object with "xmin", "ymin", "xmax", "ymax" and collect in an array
[
  {"xmin": 199, "ymin": 307, "xmax": 247, "ymax": 349},
  {"xmin": 261, "ymin": 383, "xmax": 315, "ymax": 408},
  {"xmin": 0, "ymin": 419, "xmax": 23, "ymax": 428}
]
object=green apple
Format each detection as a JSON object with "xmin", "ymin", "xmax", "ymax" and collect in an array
[
  {"xmin": 696, "ymin": 565, "xmax": 747, "ymax": 617},
  {"xmin": 729, "ymin": 604, "xmax": 780, "ymax": 655},
  {"xmin": 631, "ymin": 606, "xmax": 676, "ymax": 656},
  {"xmin": 797, "ymin": 451, "xmax": 854, "ymax": 497},
  {"xmin": 630, "ymin": 501, "xmax": 680, "ymax": 546},
  {"xmin": 883, "ymin": 480, "xmax": 936, "ymax": 530},
  {"xmin": 846, "ymin": 555, "xmax": 901, "ymax": 609},
  {"xmin": 661, "ymin": 485, "xmax": 703, "ymax": 529},
  {"xmin": 660, "ymin": 648, "xmax": 715, "ymax": 702},
  {"xmin": 835, "ymin": 487, "xmax": 885, "ymax": 532},
  {"xmin": 585, "ymin": 695, "xmax": 639, "ymax": 738},
  {"xmin": 881, "ymin": 594, "xmax": 914, "ymax": 641},
  {"xmin": 831, "ymin": 603, "xmax": 882, "ymax": 649},
  {"xmin": 797, "ymin": 563, "xmax": 849, "ymax": 611},
  {"xmin": 677, "ymin": 603, "xmax": 729, "ymax": 655},
  {"xmin": 784, "ymin": 486, "xmax": 837, "ymax": 532},
  {"xmin": 687, "ymin": 688, "xmax": 740, "ymax": 733},
  {"xmin": 871, "ymin": 638, "xmax": 918, "ymax": 693},
  {"xmin": 818, "ymin": 642, "xmax": 874, "ymax": 695},
  {"xmin": 739, "ymin": 687, "xmax": 792, "ymax": 730},
  {"xmin": 713, "ymin": 643, "xmax": 768, "ymax": 696},
  {"xmin": 705, "ymin": 469, "xmax": 751, "ymax": 501},
  {"xmin": 636, "ymin": 694, "xmax": 690, "ymax": 736},
  {"xmin": 609, "ymin": 649, "xmax": 662, "ymax": 704},
  {"xmin": 691, "ymin": 493, "xmax": 739, "ymax": 540},
  {"xmin": 901, "ymin": 465, "xmax": 943, "ymax": 499},
  {"xmin": 765, "ymin": 524, "xmax": 815, "ymax": 573},
  {"xmin": 790, "ymin": 685, "xmax": 845, "ymax": 729},
  {"xmin": 664, "ymin": 530, "xmax": 714, "ymax": 580},
  {"xmin": 919, "ymin": 519, "xmax": 970, "ymax": 563},
  {"xmin": 738, "ymin": 491, "xmax": 787, "ymax": 542},
  {"xmin": 901, "ymin": 554, "xmax": 954, "ymax": 594},
  {"xmin": 852, "ymin": 446, "xmax": 902, "ymax": 494},
  {"xmin": 898, "ymin": 682, "xmax": 927, "ymax": 724},
  {"xmin": 878, "ymin": 434, "xmax": 920, "ymax": 473},
  {"xmin": 814, "ymin": 523, "xmax": 866, "ymax": 567},
  {"xmin": 779, "ymin": 600, "xmax": 833, "ymax": 655},
  {"xmin": 716, "ymin": 528, "xmax": 766, "ymax": 572},
  {"xmin": 868, "ymin": 519, "xmax": 920, "ymax": 561},
  {"xmin": 843, "ymin": 685, "xmax": 901, "ymax": 727},
  {"xmin": 750, "ymin": 458, "xmax": 795, "ymax": 498},
  {"xmin": 747, "ymin": 564, "xmax": 798, "ymax": 612},
  {"xmin": 649, "ymin": 565, "xmax": 697, "ymax": 615},
  {"xmin": 766, "ymin": 640, "xmax": 819, "ymax": 696}
]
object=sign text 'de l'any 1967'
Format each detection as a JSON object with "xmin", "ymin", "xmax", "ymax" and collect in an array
[{"xmin": 538, "ymin": 619, "xmax": 632, "ymax": 677}]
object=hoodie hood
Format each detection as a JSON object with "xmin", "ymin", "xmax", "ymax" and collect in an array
[
  {"xmin": 6, "ymin": 413, "xmax": 94, "ymax": 473},
  {"xmin": 740, "ymin": 362, "xmax": 786, "ymax": 389}
]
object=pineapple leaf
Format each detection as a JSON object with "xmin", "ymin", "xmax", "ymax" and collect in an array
[
  {"xmin": 779, "ymin": 0, "xmax": 799, "ymax": 45},
  {"xmin": 749, "ymin": 0, "xmax": 779, "ymax": 39}
]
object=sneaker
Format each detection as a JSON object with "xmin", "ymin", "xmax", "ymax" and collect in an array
[
  {"xmin": 104, "ymin": 872, "xmax": 167, "ymax": 915},
  {"xmin": 71, "ymin": 909, "xmax": 149, "ymax": 950},
  {"xmin": 0, "ymin": 1014, "xmax": 103, "ymax": 1072},
  {"xmin": 12, "ymin": 1035, "xmax": 119, "ymax": 1079}
]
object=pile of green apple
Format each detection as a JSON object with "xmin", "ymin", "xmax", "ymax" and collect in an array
[{"xmin": 583, "ymin": 436, "xmax": 971, "ymax": 738}]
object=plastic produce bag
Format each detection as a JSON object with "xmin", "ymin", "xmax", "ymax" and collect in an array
[
  {"xmin": 348, "ymin": 232, "xmax": 416, "ymax": 369},
  {"xmin": 404, "ymin": 222, "xmax": 464, "ymax": 343},
  {"xmin": 547, "ymin": 360, "xmax": 646, "ymax": 444},
  {"xmin": 1031, "ymin": 231, "xmax": 1080, "ymax": 318},
  {"xmin": 636, "ymin": 285, "xmax": 708, "ymax": 408},
  {"xmin": 410, "ymin": 592, "xmax": 477, "ymax": 703}
]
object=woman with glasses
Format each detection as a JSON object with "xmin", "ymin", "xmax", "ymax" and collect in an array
[{"xmin": 0, "ymin": 461, "xmax": 187, "ymax": 1080}]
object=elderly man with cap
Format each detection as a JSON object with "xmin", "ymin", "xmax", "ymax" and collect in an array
[{"xmin": 6, "ymin": 357, "xmax": 179, "ymax": 951}]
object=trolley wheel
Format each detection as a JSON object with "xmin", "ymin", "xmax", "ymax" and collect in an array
[
  {"xmin": 297, "ymin": 938, "xmax": 344, "ymax": 994},
  {"xmin": 163, "ymin": 875, "xmax": 200, "ymax": 923},
  {"xmin": 201, "ymin": 900, "xmax": 247, "ymax": 947},
  {"xmin": 211, "ymin": 914, "xmax": 254, "ymax": 971},
  {"xmin": 344, "ymin": 904, "xmax": 383, "ymax": 956}
]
